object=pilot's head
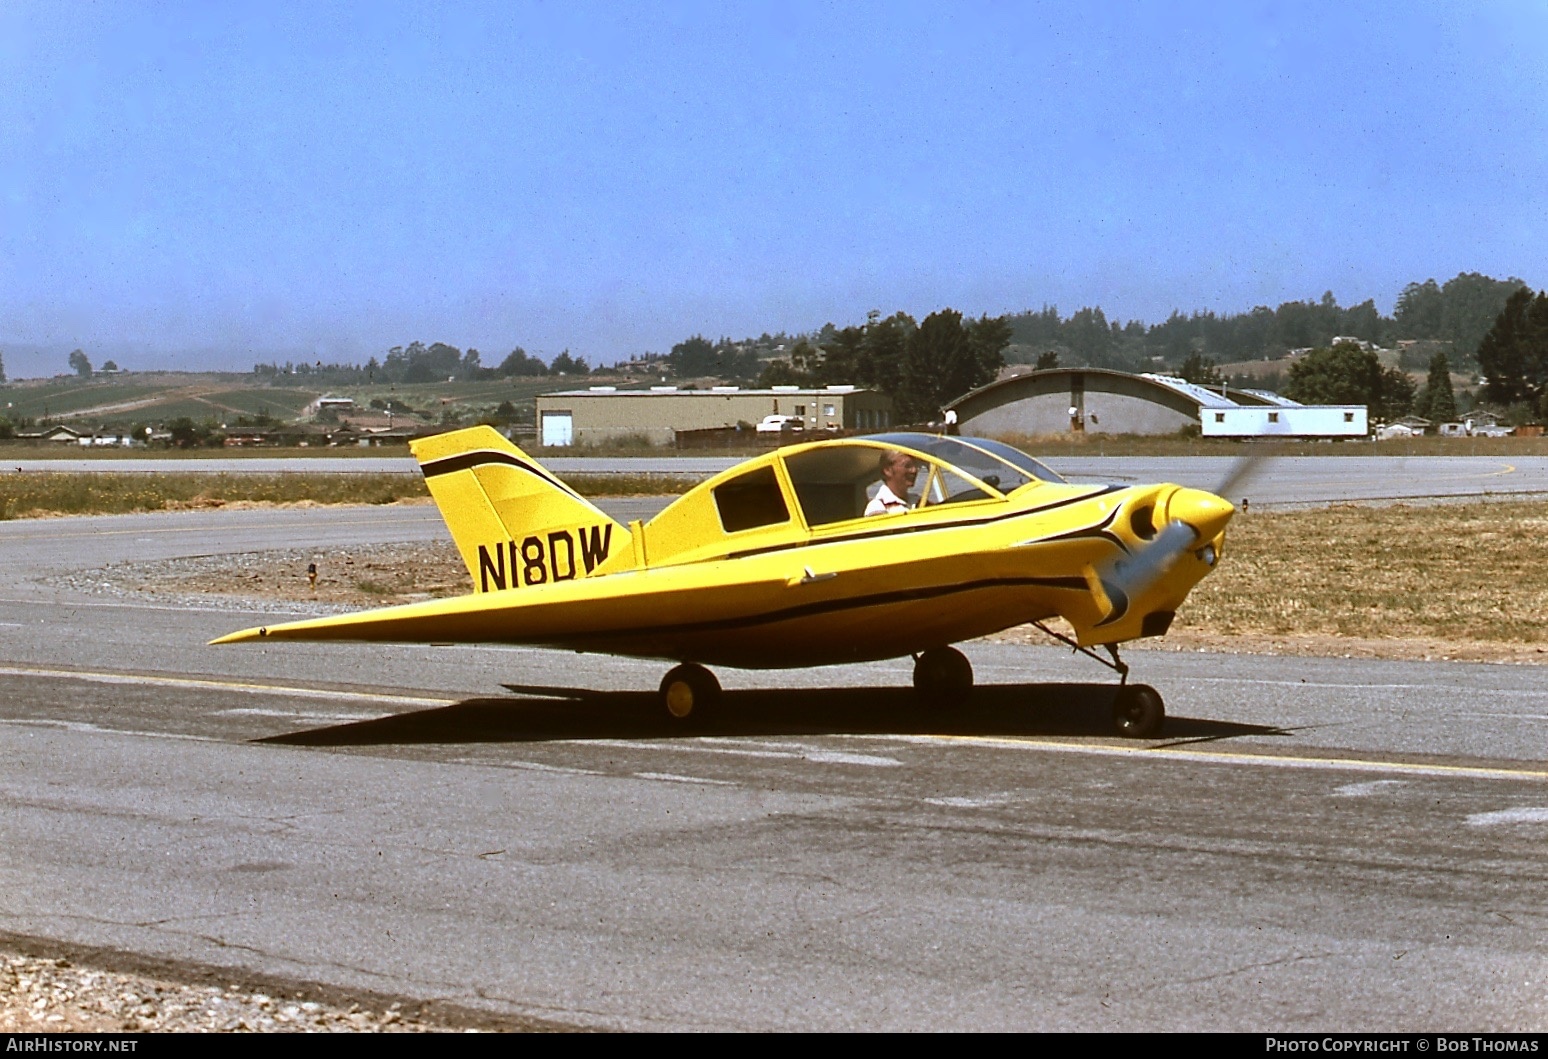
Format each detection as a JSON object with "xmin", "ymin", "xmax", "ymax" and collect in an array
[{"xmin": 880, "ymin": 449, "xmax": 919, "ymax": 492}]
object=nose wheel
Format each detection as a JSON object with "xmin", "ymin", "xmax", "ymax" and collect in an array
[
  {"xmin": 1113, "ymin": 683, "xmax": 1165, "ymax": 738},
  {"xmin": 660, "ymin": 663, "xmax": 721, "ymax": 722}
]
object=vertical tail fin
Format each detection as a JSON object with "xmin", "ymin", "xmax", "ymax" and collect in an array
[{"xmin": 410, "ymin": 426, "xmax": 630, "ymax": 593}]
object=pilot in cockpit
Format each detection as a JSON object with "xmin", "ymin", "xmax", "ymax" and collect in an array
[{"xmin": 864, "ymin": 450, "xmax": 919, "ymax": 517}]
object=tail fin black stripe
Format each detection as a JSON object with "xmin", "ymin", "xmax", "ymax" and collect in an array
[{"xmin": 419, "ymin": 449, "xmax": 584, "ymax": 498}]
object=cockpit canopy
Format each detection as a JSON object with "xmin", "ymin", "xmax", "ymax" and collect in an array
[
  {"xmin": 773, "ymin": 433, "xmax": 1064, "ymax": 528},
  {"xmin": 637, "ymin": 433, "xmax": 1067, "ymax": 569}
]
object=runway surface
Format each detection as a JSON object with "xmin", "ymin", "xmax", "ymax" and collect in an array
[{"xmin": 1, "ymin": 465, "xmax": 1545, "ymax": 1030}]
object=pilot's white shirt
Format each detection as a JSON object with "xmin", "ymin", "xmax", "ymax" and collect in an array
[{"xmin": 865, "ymin": 483, "xmax": 910, "ymax": 517}]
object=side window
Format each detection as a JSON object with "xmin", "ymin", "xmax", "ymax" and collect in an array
[
  {"xmin": 713, "ymin": 466, "xmax": 790, "ymax": 533},
  {"xmin": 784, "ymin": 446, "xmax": 890, "ymax": 527}
]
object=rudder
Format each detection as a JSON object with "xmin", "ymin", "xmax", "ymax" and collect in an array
[{"xmin": 411, "ymin": 426, "xmax": 630, "ymax": 593}]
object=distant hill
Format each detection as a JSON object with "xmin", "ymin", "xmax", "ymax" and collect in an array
[{"xmin": 0, "ymin": 370, "xmax": 604, "ymax": 434}]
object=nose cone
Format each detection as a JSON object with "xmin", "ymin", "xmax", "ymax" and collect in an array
[{"xmin": 1167, "ymin": 488, "xmax": 1235, "ymax": 542}]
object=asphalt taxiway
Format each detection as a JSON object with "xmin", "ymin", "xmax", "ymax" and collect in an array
[{"xmin": 0, "ymin": 472, "xmax": 1544, "ymax": 1030}]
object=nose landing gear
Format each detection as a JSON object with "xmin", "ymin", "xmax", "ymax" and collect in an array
[
  {"xmin": 1031, "ymin": 620, "xmax": 1167, "ymax": 738},
  {"xmin": 1112, "ymin": 682, "xmax": 1165, "ymax": 738}
]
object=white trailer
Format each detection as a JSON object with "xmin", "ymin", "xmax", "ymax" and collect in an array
[{"xmin": 1200, "ymin": 405, "xmax": 1367, "ymax": 438}]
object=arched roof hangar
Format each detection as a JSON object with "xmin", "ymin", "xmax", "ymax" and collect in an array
[{"xmin": 947, "ymin": 368, "xmax": 1293, "ymax": 437}]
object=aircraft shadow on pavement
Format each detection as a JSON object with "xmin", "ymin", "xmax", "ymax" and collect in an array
[{"xmin": 257, "ymin": 682, "xmax": 1287, "ymax": 747}]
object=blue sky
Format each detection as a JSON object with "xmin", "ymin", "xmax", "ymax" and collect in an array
[{"xmin": 2, "ymin": 1, "xmax": 1545, "ymax": 377}]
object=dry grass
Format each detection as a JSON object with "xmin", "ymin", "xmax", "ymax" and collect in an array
[
  {"xmin": 0, "ymin": 471, "xmax": 701, "ymax": 519},
  {"xmin": 1176, "ymin": 500, "xmax": 1548, "ymax": 647},
  {"xmin": 0, "ymin": 472, "xmax": 429, "ymax": 518}
]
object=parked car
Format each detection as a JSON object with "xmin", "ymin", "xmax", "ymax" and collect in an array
[{"xmin": 755, "ymin": 415, "xmax": 804, "ymax": 433}]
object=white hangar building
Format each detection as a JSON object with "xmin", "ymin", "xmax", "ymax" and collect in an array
[{"xmin": 946, "ymin": 368, "xmax": 1366, "ymax": 439}]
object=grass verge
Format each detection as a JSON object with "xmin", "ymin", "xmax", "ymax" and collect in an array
[
  {"xmin": 1176, "ymin": 500, "xmax": 1548, "ymax": 647},
  {"xmin": 0, "ymin": 473, "xmax": 428, "ymax": 518},
  {"xmin": 0, "ymin": 472, "xmax": 704, "ymax": 518}
]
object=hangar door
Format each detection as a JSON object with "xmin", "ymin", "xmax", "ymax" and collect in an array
[{"xmin": 541, "ymin": 411, "xmax": 573, "ymax": 447}]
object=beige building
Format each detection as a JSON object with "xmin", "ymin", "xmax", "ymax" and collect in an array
[{"xmin": 535, "ymin": 385, "xmax": 894, "ymax": 446}]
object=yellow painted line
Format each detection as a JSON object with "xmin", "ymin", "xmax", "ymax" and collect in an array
[
  {"xmin": 0, "ymin": 665, "xmax": 456, "ymax": 709},
  {"xmin": 869, "ymin": 733, "xmax": 1548, "ymax": 783}
]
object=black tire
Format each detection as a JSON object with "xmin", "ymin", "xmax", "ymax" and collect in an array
[
  {"xmin": 659, "ymin": 663, "xmax": 721, "ymax": 722},
  {"xmin": 1113, "ymin": 684, "xmax": 1165, "ymax": 738},
  {"xmin": 912, "ymin": 646, "xmax": 974, "ymax": 705}
]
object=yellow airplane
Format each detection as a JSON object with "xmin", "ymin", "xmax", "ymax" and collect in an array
[{"xmin": 214, "ymin": 426, "xmax": 1234, "ymax": 737}]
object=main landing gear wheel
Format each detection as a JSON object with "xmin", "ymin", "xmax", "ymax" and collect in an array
[
  {"xmin": 1113, "ymin": 683, "xmax": 1165, "ymax": 738},
  {"xmin": 660, "ymin": 663, "xmax": 721, "ymax": 723},
  {"xmin": 912, "ymin": 646, "xmax": 974, "ymax": 704}
]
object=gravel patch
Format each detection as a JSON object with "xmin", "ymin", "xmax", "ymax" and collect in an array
[
  {"xmin": 52, "ymin": 541, "xmax": 466, "ymax": 614},
  {"xmin": 0, "ymin": 950, "xmax": 443, "ymax": 1033},
  {"xmin": 0, "ymin": 934, "xmax": 582, "ymax": 1033}
]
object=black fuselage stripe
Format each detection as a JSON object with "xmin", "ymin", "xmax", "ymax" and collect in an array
[
  {"xmin": 522, "ymin": 575, "xmax": 1091, "ymax": 647},
  {"xmin": 726, "ymin": 484, "xmax": 1124, "ymax": 559}
]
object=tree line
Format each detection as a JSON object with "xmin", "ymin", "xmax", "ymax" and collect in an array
[
  {"xmin": 1274, "ymin": 277, "xmax": 1548, "ymax": 426},
  {"xmin": 1000, "ymin": 272, "xmax": 1524, "ymax": 374},
  {"xmin": 252, "ymin": 343, "xmax": 592, "ymax": 386},
  {"xmin": 749, "ymin": 309, "xmax": 1011, "ymax": 422}
]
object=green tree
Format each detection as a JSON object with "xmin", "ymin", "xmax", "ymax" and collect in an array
[
  {"xmin": 549, "ymin": 350, "xmax": 589, "ymax": 375},
  {"xmin": 460, "ymin": 348, "xmax": 483, "ymax": 380},
  {"xmin": 756, "ymin": 358, "xmax": 806, "ymax": 387},
  {"xmin": 1476, "ymin": 286, "xmax": 1548, "ymax": 408},
  {"xmin": 1284, "ymin": 341, "xmax": 1413, "ymax": 419},
  {"xmin": 963, "ymin": 314, "xmax": 1011, "ymax": 392},
  {"xmin": 100, "ymin": 359, "xmax": 119, "ymax": 372},
  {"xmin": 896, "ymin": 310, "xmax": 1009, "ymax": 421},
  {"xmin": 1035, "ymin": 350, "xmax": 1059, "ymax": 370},
  {"xmin": 1415, "ymin": 351, "xmax": 1457, "ymax": 423},
  {"xmin": 1394, "ymin": 280, "xmax": 1444, "ymax": 339},
  {"xmin": 1380, "ymin": 366, "xmax": 1417, "ymax": 420},
  {"xmin": 668, "ymin": 335, "xmax": 716, "ymax": 377},
  {"xmin": 1062, "ymin": 307, "xmax": 1114, "ymax": 365},
  {"xmin": 0, "ymin": 348, "xmax": 6, "ymax": 383},
  {"xmin": 817, "ymin": 324, "xmax": 865, "ymax": 384},
  {"xmin": 68, "ymin": 349, "xmax": 92, "ymax": 378},
  {"xmin": 1439, "ymin": 272, "xmax": 1526, "ymax": 367},
  {"xmin": 1178, "ymin": 351, "xmax": 1224, "ymax": 386},
  {"xmin": 497, "ymin": 347, "xmax": 548, "ymax": 376},
  {"xmin": 167, "ymin": 417, "xmax": 206, "ymax": 448},
  {"xmin": 858, "ymin": 311, "xmax": 912, "ymax": 389}
]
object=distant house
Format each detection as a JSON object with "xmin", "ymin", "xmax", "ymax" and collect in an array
[
  {"xmin": 1462, "ymin": 410, "xmax": 1514, "ymax": 437},
  {"xmin": 1377, "ymin": 416, "xmax": 1431, "ymax": 439},
  {"xmin": 310, "ymin": 396, "xmax": 356, "ymax": 416},
  {"xmin": 16, "ymin": 425, "xmax": 84, "ymax": 443}
]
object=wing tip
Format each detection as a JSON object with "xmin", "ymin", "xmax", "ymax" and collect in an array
[{"xmin": 209, "ymin": 626, "xmax": 267, "ymax": 645}]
